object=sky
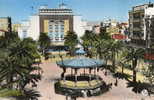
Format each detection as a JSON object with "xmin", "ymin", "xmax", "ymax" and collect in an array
[{"xmin": 0, "ymin": 0, "xmax": 153, "ymax": 23}]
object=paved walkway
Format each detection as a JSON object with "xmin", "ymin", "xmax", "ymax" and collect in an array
[{"xmin": 36, "ymin": 62, "xmax": 154, "ymax": 100}]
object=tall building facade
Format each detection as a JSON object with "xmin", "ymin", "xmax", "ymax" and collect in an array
[
  {"xmin": 129, "ymin": 3, "xmax": 154, "ymax": 47},
  {"xmin": 39, "ymin": 4, "xmax": 73, "ymax": 45},
  {"xmin": 18, "ymin": 3, "xmax": 86, "ymax": 45}
]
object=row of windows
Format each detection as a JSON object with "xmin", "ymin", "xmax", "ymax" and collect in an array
[
  {"xmin": 48, "ymin": 33, "xmax": 64, "ymax": 38},
  {"xmin": 49, "ymin": 25, "xmax": 64, "ymax": 28},
  {"xmin": 133, "ymin": 13, "xmax": 144, "ymax": 19},
  {"xmin": 49, "ymin": 24, "xmax": 64, "ymax": 33},
  {"xmin": 48, "ymin": 30, "xmax": 64, "ymax": 32},
  {"xmin": 40, "ymin": 10, "xmax": 72, "ymax": 13},
  {"xmin": 49, "ymin": 20, "xmax": 64, "ymax": 23}
]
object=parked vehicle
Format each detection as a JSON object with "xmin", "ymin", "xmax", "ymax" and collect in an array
[{"xmin": 135, "ymin": 82, "xmax": 154, "ymax": 96}]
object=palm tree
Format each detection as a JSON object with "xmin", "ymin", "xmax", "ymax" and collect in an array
[
  {"xmin": 0, "ymin": 31, "xmax": 42, "ymax": 99},
  {"xmin": 93, "ymin": 30, "xmax": 112, "ymax": 61},
  {"xmin": 64, "ymin": 31, "xmax": 78, "ymax": 56},
  {"xmin": 142, "ymin": 63, "xmax": 154, "ymax": 84},
  {"xmin": 0, "ymin": 37, "xmax": 41, "ymax": 90},
  {"xmin": 0, "ymin": 88, "xmax": 23, "ymax": 97},
  {"xmin": 108, "ymin": 40, "xmax": 124, "ymax": 72},
  {"xmin": 38, "ymin": 32, "xmax": 50, "ymax": 57},
  {"xmin": 0, "ymin": 31, "xmax": 19, "ymax": 49},
  {"xmin": 117, "ymin": 47, "xmax": 130, "ymax": 74},
  {"xmin": 124, "ymin": 47, "xmax": 145, "ymax": 82},
  {"xmin": 81, "ymin": 30, "xmax": 97, "ymax": 58}
]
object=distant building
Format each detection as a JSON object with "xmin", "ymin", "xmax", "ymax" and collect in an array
[
  {"xmin": 80, "ymin": 21, "xmax": 101, "ymax": 34},
  {"xmin": 81, "ymin": 21, "xmax": 93, "ymax": 31},
  {"xmin": 98, "ymin": 19, "xmax": 120, "ymax": 35},
  {"xmin": 18, "ymin": 20, "xmax": 30, "ymax": 39},
  {"xmin": 102, "ymin": 19, "xmax": 117, "ymax": 27},
  {"xmin": 73, "ymin": 15, "xmax": 85, "ymax": 37},
  {"xmin": 0, "ymin": 17, "xmax": 12, "ymax": 36},
  {"xmin": 82, "ymin": 20, "xmax": 121, "ymax": 35},
  {"xmin": 117, "ymin": 22, "xmax": 129, "ymax": 35},
  {"xmin": 129, "ymin": 3, "xmax": 154, "ymax": 47},
  {"xmin": 18, "ymin": 15, "xmax": 40, "ymax": 40},
  {"xmin": 12, "ymin": 23, "xmax": 21, "ymax": 32},
  {"xmin": 93, "ymin": 25, "xmax": 101, "ymax": 34}
]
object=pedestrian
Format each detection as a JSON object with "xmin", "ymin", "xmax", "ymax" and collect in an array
[
  {"xmin": 105, "ymin": 71, "xmax": 107, "ymax": 76},
  {"xmin": 109, "ymin": 83, "xmax": 112, "ymax": 89},
  {"xmin": 114, "ymin": 78, "xmax": 118, "ymax": 86}
]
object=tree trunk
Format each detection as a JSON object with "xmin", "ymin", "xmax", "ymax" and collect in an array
[
  {"xmin": 132, "ymin": 58, "xmax": 137, "ymax": 82},
  {"xmin": 133, "ymin": 70, "xmax": 136, "ymax": 82},
  {"xmin": 7, "ymin": 75, "xmax": 13, "ymax": 89},
  {"xmin": 112, "ymin": 50, "xmax": 116, "ymax": 72},
  {"xmin": 122, "ymin": 66, "xmax": 124, "ymax": 74}
]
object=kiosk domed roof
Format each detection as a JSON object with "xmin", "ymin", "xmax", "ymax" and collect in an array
[{"xmin": 57, "ymin": 57, "xmax": 104, "ymax": 68}]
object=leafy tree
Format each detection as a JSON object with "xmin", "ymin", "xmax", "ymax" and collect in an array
[
  {"xmin": 38, "ymin": 32, "xmax": 50, "ymax": 58},
  {"xmin": 64, "ymin": 31, "xmax": 78, "ymax": 56}
]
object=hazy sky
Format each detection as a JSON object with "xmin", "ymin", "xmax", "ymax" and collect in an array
[{"xmin": 0, "ymin": 0, "xmax": 153, "ymax": 23}]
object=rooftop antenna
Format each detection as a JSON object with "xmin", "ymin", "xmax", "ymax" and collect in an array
[
  {"xmin": 59, "ymin": 0, "xmax": 67, "ymax": 9},
  {"xmin": 31, "ymin": 6, "xmax": 34, "ymax": 15}
]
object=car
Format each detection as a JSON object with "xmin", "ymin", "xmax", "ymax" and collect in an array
[{"xmin": 136, "ymin": 82, "xmax": 154, "ymax": 96}]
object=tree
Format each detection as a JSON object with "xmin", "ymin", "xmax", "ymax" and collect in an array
[
  {"xmin": 0, "ymin": 37, "xmax": 41, "ymax": 90},
  {"xmin": 124, "ymin": 47, "xmax": 145, "ymax": 82},
  {"xmin": 38, "ymin": 32, "xmax": 50, "ymax": 57},
  {"xmin": 108, "ymin": 40, "xmax": 124, "ymax": 72},
  {"xmin": 0, "ymin": 31, "xmax": 19, "ymax": 48},
  {"xmin": 0, "ymin": 32, "xmax": 41, "ymax": 92},
  {"xmin": 0, "ymin": 31, "xmax": 42, "ymax": 99},
  {"xmin": 81, "ymin": 30, "xmax": 97, "ymax": 58},
  {"xmin": 143, "ymin": 63, "xmax": 154, "ymax": 84},
  {"xmin": 64, "ymin": 31, "xmax": 78, "ymax": 56}
]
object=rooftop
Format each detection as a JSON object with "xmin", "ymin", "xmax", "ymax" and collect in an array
[{"xmin": 57, "ymin": 57, "xmax": 104, "ymax": 68}]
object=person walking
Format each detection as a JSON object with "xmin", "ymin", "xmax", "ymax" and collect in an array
[{"xmin": 114, "ymin": 78, "xmax": 118, "ymax": 86}]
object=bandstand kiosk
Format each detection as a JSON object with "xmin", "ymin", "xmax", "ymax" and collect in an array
[{"xmin": 55, "ymin": 56, "xmax": 108, "ymax": 99}]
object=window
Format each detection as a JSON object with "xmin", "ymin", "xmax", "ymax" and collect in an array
[
  {"xmin": 49, "ymin": 30, "xmax": 53, "ymax": 33},
  {"xmin": 133, "ymin": 31, "xmax": 143, "ymax": 37},
  {"xmin": 133, "ymin": 22, "xmax": 140, "ymax": 28},
  {"xmin": 50, "ymin": 20, "xmax": 54, "ymax": 22},
  {"xmin": 22, "ymin": 30, "xmax": 27, "ymax": 38},
  {"xmin": 60, "ymin": 25, "xmax": 64, "ymax": 32},
  {"xmin": 55, "ymin": 25, "xmax": 58, "ymax": 29},
  {"xmin": 61, "ymin": 34, "xmax": 64, "ymax": 40},
  {"xmin": 49, "ymin": 26, "xmax": 53, "ymax": 30},
  {"xmin": 133, "ymin": 13, "xmax": 140, "ymax": 19}
]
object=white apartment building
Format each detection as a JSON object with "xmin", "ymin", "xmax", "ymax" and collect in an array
[
  {"xmin": 18, "ymin": 15, "xmax": 40, "ymax": 40},
  {"xmin": 73, "ymin": 15, "xmax": 86, "ymax": 37}
]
